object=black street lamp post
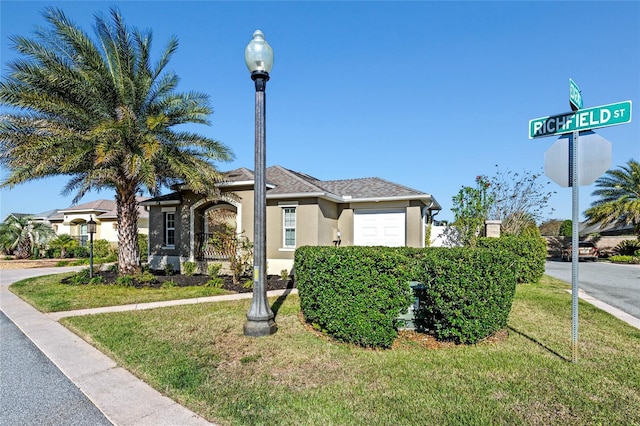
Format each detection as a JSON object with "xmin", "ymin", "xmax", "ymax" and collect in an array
[
  {"xmin": 87, "ymin": 216, "xmax": 97, "ymax": 278},
  {"xmin": 243, "ymin": 30, "xmax": 277, "ymax": 337}
]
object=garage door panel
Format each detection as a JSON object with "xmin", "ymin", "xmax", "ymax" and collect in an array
[{"xmin": 354, "ymin": 210, "xmax": 405, "ymax": 247}]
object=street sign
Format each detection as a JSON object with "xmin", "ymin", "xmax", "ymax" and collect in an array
[
  {"xmin": 529, "ymin": 100, "xmax": 632, "ymax": 139},
  {"xmin": 544, "ymin": 131, "xmax": 611, "ymax": 187},
  {"xmin": 569, "ymin": 79, "xmax": 582, "ymax": 111}
]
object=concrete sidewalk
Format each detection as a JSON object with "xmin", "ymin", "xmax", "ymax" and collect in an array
[{"xmin": 1, "ymin": 267, "xmax": 295, "ymax": 425}]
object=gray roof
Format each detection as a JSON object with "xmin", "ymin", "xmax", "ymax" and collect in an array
[
  {"xmin": 143, "ymin": 165, "xmax": 441, "ymax": 209},
  {"xmin": 224, "ymin": 165, "xmax": 441, "ymax": 208},
  {"xmin": 56, "ymin": 197, "xmax": 149, "ymax": 219}
]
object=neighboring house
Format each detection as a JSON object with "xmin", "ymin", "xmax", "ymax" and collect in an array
[
  {"xmin": 141, "ymin": 165, "xmax": 441, "ymax": 274},
  {"xmin": 15, "ymin": 198, "xmax": 149, "ymax": 247},
  {"xmin": 545, "ymin": 222, "xmax": 637, "ymax": 258}
]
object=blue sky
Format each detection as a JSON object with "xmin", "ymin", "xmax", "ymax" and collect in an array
[{"xmin": 1, "ymin": 1, "xmax": 639, "ymax": 223}]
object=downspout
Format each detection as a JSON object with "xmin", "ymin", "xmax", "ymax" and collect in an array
[{"xmin": 422, "ymin": 201, "xmax": 440, "ymax": 247}]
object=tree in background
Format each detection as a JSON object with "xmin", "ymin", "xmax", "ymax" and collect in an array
[
  {"xmin": 0, "ymin": 7, "xmax": 233, "ymax": 275},
  {"xmin": 48, "ymin": 234, "xmax": 79, "ymax": 258},
  {"xmin": 451, "ymin": 175, "xmax": 493, "ymax": 247},
  {"xmin": 559, "ymin": 220, "xmax": 573, "ymax": 237},
  {"xmin": 0, "ymin": 216, "xmax": 55, "ymax": 258},
  {"xmin": 538, "ymin": 219, "xmax": 564, "ymax": 236},
  {"xmin": 486, "ymin": 166, "xmax": 555, "ymax": 236},
  {"xmin": 585, "ymin": 159, "xmax": 640, "ymax": 237}
]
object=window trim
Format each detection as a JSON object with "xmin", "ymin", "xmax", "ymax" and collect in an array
[
  {"xmin": 282, "ymin": 206, "xmax": 296, "ymax": 248},
  {"xmin": 164, "ymin": 212, "xmax": 176, "ymax": 248}
]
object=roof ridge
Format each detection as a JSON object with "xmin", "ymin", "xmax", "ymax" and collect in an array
[
  {"xmin": 373, "ymin": 176, "xmax": 426, "ymax": 195},
  {"xmin": 269, "ymin": 165, "xmax": 329, "ymax": 193}
]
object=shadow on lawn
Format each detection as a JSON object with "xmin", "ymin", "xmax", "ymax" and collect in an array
[
  {"xmin": 270, "ymin": 280, "xmax": 296, "ymax": 316},
  {"xmin": 508, "ymin": 325, "xmax": 570, "ymax": 362}
]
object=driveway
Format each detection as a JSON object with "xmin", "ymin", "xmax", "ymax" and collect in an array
[{"xmin": 545, "ymin": 260, "xmax": 640, "ymax": 321}]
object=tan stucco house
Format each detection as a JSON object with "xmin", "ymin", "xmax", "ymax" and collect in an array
[
  {"xmin": 141, "ymin": 165, "xmax": 441, "ymax": 274},
  {"xmin": 28, "ymin": 198, "xmax": 149, "ymax": 246}
]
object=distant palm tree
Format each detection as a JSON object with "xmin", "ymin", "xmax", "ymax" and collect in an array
[
  {"xmin": 585, "ymin": 159, "xmax": 640, "ymax": 236},
  {"xmin": 0, "ymin": 216, "xmax": 56, "ymax": 259},
  {"xmin": 0, "ymin": 8, "xmax": 233, "ymax": 274},
  {"xmin": 48, "ymin": 234, "xmax": 79, "ymax": 258}
]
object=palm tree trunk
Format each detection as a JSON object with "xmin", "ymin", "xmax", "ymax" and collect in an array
[
  {"xmin": 16, "ymin": 237, "xmax": 31, "ymax": 259},
  {"xmin": 116, "ymin": 188, "xmax": 141, "ymax": 276}
]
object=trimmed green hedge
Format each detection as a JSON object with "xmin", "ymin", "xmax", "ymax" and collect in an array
[
  {"xmin": 409, "ymin": 247, "xmax": 517, "ymax": 344},
  {"xmin": 294, "ymin": 246, "xmax": 412, "ymax": 348},
  {"xmin": 477, "ymin": 236, "xmax": 547, "ymax": 284},
  {"xmin": 295, "ymin": 245, "xmax": 521, "ymax": 348}
]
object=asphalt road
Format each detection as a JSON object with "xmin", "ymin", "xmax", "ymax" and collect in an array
[
  {"xmin": 0, "ymin": 267, "xmax": 112, "ymax": 426},
  {"xmin": 545, "ymin": 260, "xmax": 640, "ymax": 320}
]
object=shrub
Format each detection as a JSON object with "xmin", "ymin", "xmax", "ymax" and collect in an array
[
  {"xmin": 164, "ymin": 263, "xmax": 174, "ymax": 276},
  {"xmin": 93, "ymin": 239, "xmax": 114, "ymax": 259},
  {"xmin": 67, "ymin": 268, "xmax": 91, "ymax": 285},
  {"xmin": 136, "ymin": 271, "xmax": 158, "ymax": 285},
  {"xmin": 295, "ymin": 246, "xmax": 412, "ymax": 348},
  {"xmin": 162, "ymin": 280, "xmax": 177, "ymax": 288},
  {"xmin": 208, "ymin": 263, "xmax": 222, "ymax": 277},
  {"xmin": 206, "ymin": 277, "xmax": 224, "ymax": 288},
  {"xmin": 614, "ymin": 239, "xmax": 640, "ymax": 256},
  {"xmin": 182, "ymin": 261, "xmax": 197, "ymax": 276},
  {"xmin": 280, "ymin": 269, "xmax": 289, "ymax": 281},
  {"xmin": 410, "ymin": 247, "xmax": 517, "ymax": 344},
  {"xmin": 88, "ymin": 276, "xmax": 104, "ymax": 285},
  {"xmin": 116, "ymin": 275, "xmax": 135, "ymax": 287},
  {"xmin": 608, "ymin": 255, "xmax": 639, "ymax": 264},
  {"xmin": 138, "ymin": 233, "xmax": 149, "ymax": 262},
  {"xmin": 69, "ymin": 246, "xmax": 89, "ymax": 258},
  {"xmin": 476, "ymin": 236, "xmax": 546, "ymax": 284}
]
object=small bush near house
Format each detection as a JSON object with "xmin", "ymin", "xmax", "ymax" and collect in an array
[
  {"xmin": 116, "ymin": 275, "xmax": 135, "ymax": 287},
  {"xmin": 93, "ymin": 239, "xmax": 115, "ymax": 259},
  {"xmin": 69, "ymin": 246, "xmax": 89, "ymax": 258},
  {"xmin": 138, "ymin": 233, "xmax": 148, "ymax": 262},
  {"xmin": 182, "ymin": 261, "xmax": 197, "ymax": 277},
  {"xmin": 164, "ymin": 263, "xmax": 174, "ymax": 276},
  {"xmin": 280, "ymin": 269, "xmax": 289, "ymax": 281},
  {"xmin": 476, "ymin": 236, "xmax": 547, "ymax": 284},
  {"xmin": 410, "ymin": 247, "xmax": 517, "ymax": 344},
  {"xmin": 295, "ymin": 246, "xmax": 412, "ymax": 348},
  {"xmin": 207, "ymin": 263, "xmax": 222, "ymax": 277},
  {"xmin": 206, "ymin": 263, "xmax": 223, "ymax": 288}
]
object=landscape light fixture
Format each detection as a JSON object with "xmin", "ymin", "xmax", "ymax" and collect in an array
[
  {"xmin": 243, "ymin": 30, "xmax": 277, "ymax": 337},
  {"xmin": 87, "ymin": 216, "xmax": 96, "ymax": 278}
]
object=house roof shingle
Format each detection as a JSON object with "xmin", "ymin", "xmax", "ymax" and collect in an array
[{"xmin": 143, "ymin": 165, "xmax": 441, "ymax": 210}]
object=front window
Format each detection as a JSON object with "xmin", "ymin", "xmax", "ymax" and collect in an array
[
  {"xmin": 283, "ymin": 207, "xmax": 296, "ymax": 248},
  {"xmin": 79, "ymin": 223, "xmax": 88, "ymax": 247},
  {"xmin": 165, "ymin": 212, "xmax": 175, "ymax": 247}
]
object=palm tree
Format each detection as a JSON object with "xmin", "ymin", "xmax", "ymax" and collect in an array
[
  {"xmin": 0, "ymin": 7, "xmax": 233, "ymax": 275},
  {"xmin": 48, "ymin": 234, "xmax": 79, "ymax": 258},
  {"xmin": 0, "ymin": 216, "xmax": 56, "ymax": 259},
  {"xmin": 585, "ymin": 159, "xmax": 640, "ymax": 236}
]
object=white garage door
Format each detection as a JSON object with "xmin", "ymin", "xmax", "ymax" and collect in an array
[{"xmin": 353, "ymin": 210, "xmax": 406, "ymax": 247}]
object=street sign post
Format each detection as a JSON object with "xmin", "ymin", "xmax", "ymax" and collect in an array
[
  {"xmin": 530, "ymin": 91, "xmax": 632, "ymax": 363},
  {"xmin": 529, "ymin": 100, "xmax": 632, "ymax": 139},
  {"xmin": 570, "ymin": 79, "xmax": 582, "ymax": 111}
]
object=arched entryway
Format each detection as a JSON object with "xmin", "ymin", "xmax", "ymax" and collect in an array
[{"xmin": 191, "ymin": 199, "xmax": 240, "ymax": 261}]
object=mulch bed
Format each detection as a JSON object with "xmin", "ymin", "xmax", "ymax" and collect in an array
[{"xmin": 72, "ymin": 269, "xmax": 295, "ymax": 293}]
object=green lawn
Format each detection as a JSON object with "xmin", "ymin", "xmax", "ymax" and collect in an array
[
  {"xmin": 9, "ymin": 272, "xmax": 231, "ymax": 312},
  {"xmin": 51, "ymin": 276, "xmax": 640, "ymax": 426}
]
